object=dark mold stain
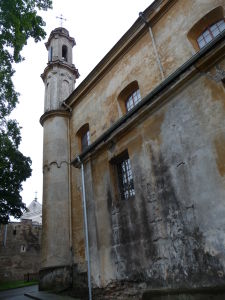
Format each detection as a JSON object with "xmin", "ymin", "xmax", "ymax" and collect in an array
[{"xmin": 107, "ymin": 145, "xmax": 225, "ymax": 289}]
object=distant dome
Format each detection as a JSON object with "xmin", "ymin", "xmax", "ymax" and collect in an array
[{"xmin": 21, "ymin": 199, "xmax": 42, "ymax": 225}]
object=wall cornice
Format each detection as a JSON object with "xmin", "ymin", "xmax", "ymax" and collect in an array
[
  {"xmin": 41, "ymin": 60, "xmax": 80, "ymax": 82},
  {"xmin": 65, "ymin": 0, "xmax": 176, "ymax": 108},
  {"xmin": 45, "ymin": 27, "xmax": 76, "ymax": 49},
  {"xmin": 72, "ymin": 33, "xmax": 225, "ymax": 167},
  {"xmin": 40, "ymin": 109, "xmax": 71, "ymax": 126}
]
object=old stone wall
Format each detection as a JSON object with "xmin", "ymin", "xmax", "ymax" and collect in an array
[{"xmin": 0, "ymin": 220, "xmax": 41, "ymax": 282}]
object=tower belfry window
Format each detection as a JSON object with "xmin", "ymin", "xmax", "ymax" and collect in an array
[
  {"xmin": 62, "ymin": 45, "xmax": 68, "ymax": 62},
  {"xmin": 48, "ymin": 47, "xmax": 53, "ymax": 62}
]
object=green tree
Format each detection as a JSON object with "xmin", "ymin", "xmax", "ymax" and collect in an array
[{"xmin": 0, "ymin": 0, "xmax": 52, "ymax": 223}]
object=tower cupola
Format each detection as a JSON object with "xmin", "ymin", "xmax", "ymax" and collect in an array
[{"xmin": 45, "ymin": 27, "xmax": 75, "ymax": 64}]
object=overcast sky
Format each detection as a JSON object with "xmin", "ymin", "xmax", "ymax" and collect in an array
[{"xmin": 12, "ymin": 0, "xmax": 153, "ymax": 207}]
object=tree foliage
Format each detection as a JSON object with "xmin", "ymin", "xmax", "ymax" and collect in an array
[{"xmin": 0, "ymin": 0, "xmax": 52, "ymax": 224}]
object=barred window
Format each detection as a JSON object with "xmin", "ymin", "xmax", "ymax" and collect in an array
[
  {"xmin": 197, "ymin": 19, "xmax": 225, "ymax": 49},
  {"xmin": 125, "ymin": 89, "xmax": 141, "ymax": 112},
  {"xmin": 116, "ymin": 152, "xmax": 135, "ymax": 200}
]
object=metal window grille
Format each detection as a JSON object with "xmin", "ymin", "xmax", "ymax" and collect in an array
[
  {"xmin": 126, "ymin": 89, "xmax": 141, "ymax": 112},
  {"xmin": 197, "ymin": 19, "xmax": 225, "ymax": 49},
  {"xmin": 81, "ymin": 130, "xmax": 90, "ymax": 151},
  {"xmin": 117, "ymin": 156, "xmax": 135, "ymax": 200}
]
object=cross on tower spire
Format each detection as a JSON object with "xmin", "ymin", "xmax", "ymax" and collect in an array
[{"xmin": 56, "ymin": 14, "xmax": 67, "ymax": 27}]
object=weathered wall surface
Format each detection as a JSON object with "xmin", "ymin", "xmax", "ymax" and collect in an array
[
  {"xmin": 66, "ymin": 0, "xmax": 225, "ymax": 298},
  {"xmin": 154, "ymin": 0, "xmax": 225, "ymax": 76},
  {"xmin": 0, "ymin": 221, "xmax": 41, "ymax": 282},
  {"xmin": 69, "ymin": 0, "xmax": 225, "ymax": 151},
  {"xmin": 70, "ymin": 0, "xmax": 225, "ymax": 286},
  {"xmin": 70, "ymin": 31, "xmax": 160, "ymax": 147},
  {"xmin": 70, "ymin": 8, "xmax": 166, "ymax": 272},
  {"xmin": 42, "ymin": 115, "xmax": 71, "ymax": 269},
  {"xmin": 83, "ymin": 60, "xmax": 225, "ymax": 295}
]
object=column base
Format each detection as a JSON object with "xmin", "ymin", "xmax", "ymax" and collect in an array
[{"xmin": 39, "ymin": 265, "xmax": 72, "ymax": 292}]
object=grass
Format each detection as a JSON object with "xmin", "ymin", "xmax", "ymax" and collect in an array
[{"xmin": 0, "ymin": 280, "xmax": 38, "ymax": 291}]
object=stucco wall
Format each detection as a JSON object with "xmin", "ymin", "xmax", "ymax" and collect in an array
[
  {"xmin": 87, "ymin": 68, "xmax": 225, "ymax": 287},
  {"xmin": 42, "ymin": 115, "xmax": 71, "ymax": 268},
  {"xmin": 154, "ymin": 0, "xmax": 225, "ymax": 76},
  {"xmin": 67, "ymin": 0, "xmax": 225, "ymax": 297}
]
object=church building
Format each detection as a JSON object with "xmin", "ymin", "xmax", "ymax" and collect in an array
[{"xmin": 39, "ymin": 0, "xmax": 225, "ymax": 299}]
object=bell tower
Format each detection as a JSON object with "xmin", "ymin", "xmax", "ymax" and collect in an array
[
  {"xmin": 42, "ymin": 27, "xmax": 79, "ymax": 111},
  {"xmin": 39, "ymin": 27, "xmax": 79, "ymax": 291}
]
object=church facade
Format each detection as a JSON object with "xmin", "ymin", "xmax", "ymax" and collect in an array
[{"xmin": 40, "ymin": 0, "xmax": 225, "ymax": 299}]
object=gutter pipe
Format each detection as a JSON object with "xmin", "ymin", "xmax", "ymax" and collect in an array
[
  {"xmin": 72, "ymin": 30, "xmax": 225, "ymax": 167},
  {"xmin": 139, "ymin": 12, "xmax": 165, "ymax": 80},
  {"xmin": 77, "ymin": 156, "xmax": 92, "ymax": 300},
  {"xmin": 62, "ymin": 100, "xmax": 72, "ymax": 112}
]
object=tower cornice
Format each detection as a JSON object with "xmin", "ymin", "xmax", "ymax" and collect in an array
[
  {"xmin": 40, "ymin": 109, "xmax": 71, "ymax": 126},
  {"xmin": 41, "ymin": 60, "xmax": 80, "ymax": 82},
  {"xmin": 45, "ymin": 27, "xmax": 76, "ymax": 49}
]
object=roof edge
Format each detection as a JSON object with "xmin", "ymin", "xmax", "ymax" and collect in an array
[{"xmin": 65, "ymin": 0, "xmax": 175, "ymax": 107}]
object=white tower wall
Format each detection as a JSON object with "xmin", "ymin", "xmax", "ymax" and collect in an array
[{"xmin": 39, "ymin": 27, "xmax": 79, "ymax": 291}]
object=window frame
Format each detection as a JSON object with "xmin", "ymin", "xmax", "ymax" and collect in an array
[
  {"xmin": 197, "ymin": 19, "xmax": 225, "ymax": 49},
  {"xmin": 187, "ymin": 6, "xmax": 224, "ymax": 51},
  {"xmin": 111, "ymin": 150, "xmax": 135, "ymax": 201},
  {"xmin": 125, "ymin": 89, "xmax": 141, "ymax": 112},
  {"xmin": 62, "ymin": 45, "xmax": 68, "ymax": 62},
  {"xmin": 118, "ymin": 81, "xmax": 141, "ymax": 114},
  {"xmin": 81, "ymin": 129, "xmax": 90, "ymax": 152},
  {"xmin": 76, "ymin": 123, "xmax": 90, "ymax": 153}
]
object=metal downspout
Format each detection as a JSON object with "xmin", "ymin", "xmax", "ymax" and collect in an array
[
  {"xmin": 139, "ymin": 12, "xmax": 165, "ymax": 80},
  {"xmin": 77, "ymin": 156, "xmax": 92, "ymax": 300},
  {"xmin": 68, "ymin": 117, "xmax": 73, "ymax": 266}
]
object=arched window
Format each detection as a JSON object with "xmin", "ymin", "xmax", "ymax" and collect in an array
[
  {"xmin": 118, "ymin": 81, "xmax": 141, "ymax": 114},
  {"xmin": 77, "ymin": 123, "xmax": 90, "ymax": 152},
  {"xmin": 197, "ymin": 19, "xmax": 225, "ymax": 49},
  {"xmin": 62, "ymin": 45, "xmax": 68, "ymax": 62},
  {"xmin": 187, "ymin": 6, "xmax": 225, "ymax": 51}
]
